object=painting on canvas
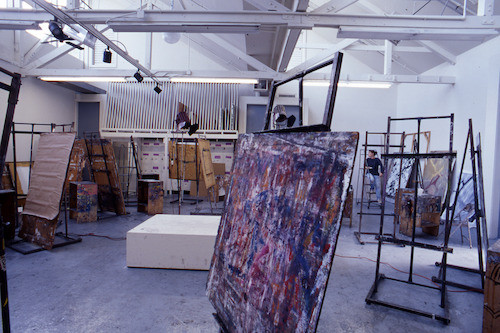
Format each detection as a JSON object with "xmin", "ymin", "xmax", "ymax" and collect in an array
[{"xmin": 206, "ymin": 131, "xmax": 358, "ymax": 332}]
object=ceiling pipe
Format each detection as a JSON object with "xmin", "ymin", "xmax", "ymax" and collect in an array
[{"xmin": 30, "ymin": 0, "xmax": 160, "ymax": 85}]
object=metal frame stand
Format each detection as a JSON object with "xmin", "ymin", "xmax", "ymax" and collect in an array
[
  {"xmin": 365, "ymin": 114, "xmax": 456, "ymax": 325},
  {"xmin": 169, "ymin": 133, "xmax": 202, "ymax": 211},
  {"xmin": 432, "ymin": 118, "xmax": 488, "ymax": 294},
  {"xmin": 8, "ymin": 122, "xmax": 81, "ymax": 255},
  {"xmin": 355, "ymin": 131, "xmax": 405, "ymax": 245}
]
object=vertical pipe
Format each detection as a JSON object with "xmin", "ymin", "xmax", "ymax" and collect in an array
[
  {"xmin": 468, "ymin": 119, "xmax": 485, "ymax": 289},
  {"xmin": 358, "ymin": 131, "xmax": 368, "ymax": 235},
  {"xmin": 374, "ymin": 117, "xmax": 391, "ymax": 292},
  {"xmin": 440, "ymin": 113, "xmax": 455, "ymax": 307},
  {"xmin": 409, "ymin": 118, "xmax": 421, "ymax": 282}
]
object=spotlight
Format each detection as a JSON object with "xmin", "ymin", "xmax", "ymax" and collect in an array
[
  {"xmin": 103, "ymin": 47, "xmax": 112, "ymax": 63},
  {"xmin": 134, "ymin": 70, "xmax": 143, "ymax": 82},
  {"xmin": 154, "ymin": 85, "xmax": 162, "ymax": 94},
  {"xmin": 188, "ymin": 123, "xmax": 199, "ymax": 136},
  {"xmin": 48, "ymin": 20, "xmax": 67, "ymax": 42}
]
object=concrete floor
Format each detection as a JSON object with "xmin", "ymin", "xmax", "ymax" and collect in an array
[{"xmin": 5, "ymin": 196, "xmax": 492, "ymax": 332}]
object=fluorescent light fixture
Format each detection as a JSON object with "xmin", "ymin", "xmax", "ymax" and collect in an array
[
  {"xmin": 109, "ymin": 23, "xmax": 260, "ymax": 34},
  {"xmin": 39, "ymin": 76, "xmax": 127, "ymax": 82},
  {"xmin": 170, "ymin": 78, "xmax": 258, "ymax": 84},
  {"xmin": 339, "ymin": 81, "xmax": 392, "ymax": 89},
  {"xmin": 337, "ymin": 26, "xmax": 498, "ymax": 41},
  {"xmin": 303, "ymin": 80, "xmax": 392, "ymax": 89}
]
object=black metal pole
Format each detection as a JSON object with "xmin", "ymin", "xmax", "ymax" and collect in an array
[
  {"xmin": 28, "ymin": 124, "xmax": 34, "ymax": 186},
  {"xmin": 409, "ymin": 119, "xmax": 421, "ymax": 282},
  {"xmin": 0, "ymin": 70, "xmax": 21, "ymax": 333},
  {"xmin": 374, "ymin": 117, "xmax": 391, "ymax": 292},
  {"xmin": 468, "ymin": 119, "xmax": 485, "ymax": 289}
]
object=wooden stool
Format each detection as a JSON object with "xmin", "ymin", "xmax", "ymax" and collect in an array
[{"xmin": 137, "ymin": 179, "xmax": 163, "ymax": 215}]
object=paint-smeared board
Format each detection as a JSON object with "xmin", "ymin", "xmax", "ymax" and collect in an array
[
  {"xmin": 198, "ymin": 139, "xmax": 215, "ymax": 189},
  {"xmin": 86, "ymin": 139, "xmax": 126, "ymax": 215},
  {"xmin": 19, "ymin": 132, "xmax": 76, "ymax": 249},
  {"xmin": 65, "ymin": 139, "xmax": 91, "ymax": 193},
  {"xmin": 385, "ymin": 158, "xmax": 414, "ymax": 198},
  {"xmin": 484, "ymin": 239, "xmax": 500, "ymax": 333},
  {"xmin": 422, "ymin": 152, "xmax": 453, "ymax": 199},
  {"xmin": 399, "ymin": 192, "xmax": 441, "ymax": 237},
  {"xmin": 69, "ymin": 181, "xmax": 98, "ymax": 223},
  {"xmin": 207, "ymin": 131, "xmax": 359, "ymax": 333},
  {"xmin": 137, "ymin": 179, "xmax": 163, "ymax": 215}
]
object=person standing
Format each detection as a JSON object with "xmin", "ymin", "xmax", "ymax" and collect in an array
[{"xmin": 366, "ymin": 150, "xmax": 384, "ymax": 204}]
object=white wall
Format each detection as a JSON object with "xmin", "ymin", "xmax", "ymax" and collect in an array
[
  {"xmin": 0, "ymin": 76, "xmax": 76, "ymax": 162},
  {"xmin": 395, "ymin": 36, "xmax": 500, "ymax": 238}
]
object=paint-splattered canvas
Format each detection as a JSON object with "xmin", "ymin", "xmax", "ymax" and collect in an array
[
  {"xmin": 206, "ymin": 131, "xmax": 359, "ymax": 332},
  {"xmin": 422, "ymin": 153, "xmax": 453, "ymax": 199},
  {"xmin": 385, "ymin": 158, "xmax": 414, "ymax": 198},
  {"xmin": 452, "ymin": 172, "xmax": 475, "ymax": 220}
]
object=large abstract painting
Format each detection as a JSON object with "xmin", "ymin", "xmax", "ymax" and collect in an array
[
  {"xmin": 385, "ymin": 158, "xmax": 414, "ymax": 198},
  {"xmin": 206, "ymin": 131, "xmax": 358, "ymax": 332}
]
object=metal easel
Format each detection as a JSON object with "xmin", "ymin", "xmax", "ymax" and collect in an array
[
  {"xmin": 355, "ymin": 131, "xmax": 405, "ymax": 244},
  {"xmin": 365, "ymin": 114, "xmax": 456, "ymax": 324},
  {"xmin": 433, "ymin": 118, "xmax": 488, "ymax": 293}
]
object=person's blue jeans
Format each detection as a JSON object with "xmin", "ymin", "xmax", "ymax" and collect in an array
[{"xmin": 368, "ymin": 173, "xmax": 381, "ymax": 201}]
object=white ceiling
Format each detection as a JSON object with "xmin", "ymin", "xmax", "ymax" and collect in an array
[{"xmin": 0, "ymin": 0, "xmax": 498, "ymax": 81}]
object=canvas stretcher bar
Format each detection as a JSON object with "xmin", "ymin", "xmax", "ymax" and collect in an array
[{"xmin": 263, "ymin": 53, "xmax": 343, "ymax": 132}]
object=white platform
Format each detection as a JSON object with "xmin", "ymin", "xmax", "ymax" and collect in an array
[{"xmin": 126, "ymin": 214, "xmax": 221, "ymax": 270}]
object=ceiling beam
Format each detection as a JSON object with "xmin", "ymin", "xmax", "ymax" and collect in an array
[
  {"xmin": 183, "ymin": 35, "xmax": 249, "ymax": 71},
  {"xmin": 310, "ymin": 0, "xmax": 358, "ymax": 14},
  {"xmin": 23, "ymin": 43, "xmax": 77, "ymax": 70},
  {"xmin": 285, "ymin": 38, "xmax": 357, "ymax": 76},
  {"xmin": 416, "ymin": 40, "xmax": 457, "ymax": 65},
  {"xmin": 384, "ymin": 40, "xmax": 392, "ymax": 75},
  {"xmin": 244, "ymin": 0, "xmax": 291, "ymax": 11},
  {"xmin": 201, "ymin": 33, "xmax": 274, "ymax": 72},
  {"xmin": 478, "ymin": 0, "xmax": 495, "ymax": 16},
  {"xmin": 2, "ymin": 9, "xmax": 499, "ymax": 30}
]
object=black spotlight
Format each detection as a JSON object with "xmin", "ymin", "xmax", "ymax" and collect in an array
[
  {"xmin": 188, "ymin": 123, "xmax": 199, "ymax": 136},
  {"xmin": 134, "ymin": 70, "xmax": 144, "ymax": 82},
  {"xmin": 154, "ymin": 85, "xmax": 162, "ymax": 94},
  {"xmin": 48, "ymin": 20, "xmax": 67, "ymax": 42},
  {"xmin": 103, "ymin": 47, "xmax": 112, "ymax": 63}
]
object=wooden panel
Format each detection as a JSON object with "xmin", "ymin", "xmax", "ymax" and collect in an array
[
  {"xmin": 198, "ymin": 139, "xmax": 215, "ymax": 189},
  {"xmin": 484, "ymin": 240, "xmax": 500, "ymax": 333},
  {"xmin": 168, "ymin": 140, "xmax": 198, "ymax": 180},
  {"xmin": 69, "ymin": 181, "xmax": 98, "ymax": 223}
]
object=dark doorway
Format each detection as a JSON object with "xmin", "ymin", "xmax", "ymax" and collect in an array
[{"xmin": 78, "ymin": 102, "xmax": 100, "ymax": 138}]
